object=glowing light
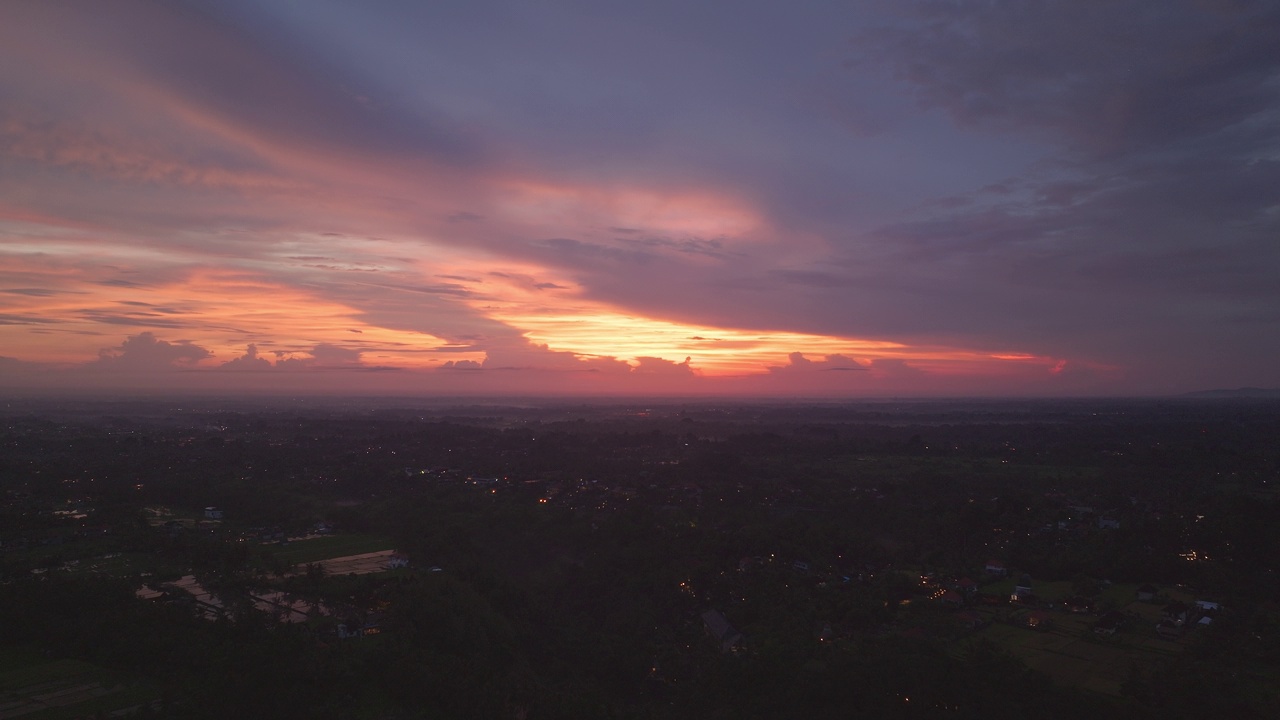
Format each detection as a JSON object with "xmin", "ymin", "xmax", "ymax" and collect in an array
[{"xmin": 490, "ymin": 308, "xmax": 898, "ymax": 375}]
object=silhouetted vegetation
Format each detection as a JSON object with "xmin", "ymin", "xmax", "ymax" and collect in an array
[{"xmin": 1, "ymin": 398, "xmax": 1277, "ymax": 718}]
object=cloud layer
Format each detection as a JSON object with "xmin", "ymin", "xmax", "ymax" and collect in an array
[{"xmin": 1, "ymin": 1, "xmax": 1276, "ymax": 395}]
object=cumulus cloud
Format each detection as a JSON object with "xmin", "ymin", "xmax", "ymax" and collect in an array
[
  {"xmin": 218, "ymin": 343, "xmax": 273, "ymax": 371},
  {"xmin": 0, "ymin": 355, "xmax": 38, "ymax": 374},
  {"xmin": 478, "ymin": 340, "xmax": 583, "ymax": 371},
  {"xmin": 866, "ymin": 358, "xmax": 924, "ymax": 380},
  {"xmin": 768, "ymin": 352, "xmax": 868, "ymax": 374},
  {"xmin": 217, "ymin": 342, "xmax": 390, "ymax": 372},
  {"xmin": 307, "ymin": 343, "xmax": 362, "ymax": 367},
  {"xmin": 260, "ymin": 343, "xmax": 378, "ymax": 371},
  {"xmin": 92, "ymin": 332, "xmax": 212, "ymax": 371},
  {"xmin": 470, "ymin": 338, "xmax": 628, "ymax": 375},
  {"xmin": 632, "ymin": 356, "xmax": 695, "ymax": 376}
]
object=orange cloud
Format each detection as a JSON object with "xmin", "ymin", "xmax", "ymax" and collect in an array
[{"xmin": 0, "ymin": 260, "xmax": 479, "ymax": 368}]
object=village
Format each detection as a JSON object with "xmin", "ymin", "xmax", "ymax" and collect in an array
[{"xmin": 1, "ymin": 399, "xmax": 1276, "ymax": 718}]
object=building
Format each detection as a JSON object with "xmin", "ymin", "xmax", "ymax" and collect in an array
[{"xmin": 701, "ymin": 609, "xmax": 744, "ymax": 652}]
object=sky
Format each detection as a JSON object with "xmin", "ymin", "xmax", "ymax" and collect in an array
[{"xmin": 1, "ymin": 0, "xmax": 1278, "ymax": 397}]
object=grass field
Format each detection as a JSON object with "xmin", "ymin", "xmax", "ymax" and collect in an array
[
  {"xmin": 0, "ymin": 648, "xmax": 156, "ymax": 719},
  {"xmin": 266, "ymin": 534, "xmax": 395, "ymax": 566},
  {"xmin": 958, "ymin": 603, "xmax": 1187, "ymax": 697}
]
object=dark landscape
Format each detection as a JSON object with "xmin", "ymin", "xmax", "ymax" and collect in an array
[{"xmin": 2, "ymin": 396, "xmax": 1277, "ymax": 719}]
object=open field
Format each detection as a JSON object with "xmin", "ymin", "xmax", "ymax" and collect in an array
[
  {"xmin": 799, "ymin": 455, "xmax": 1105, "ymax": 484},
  {"xmin": 267, "ymin": 534, "xmax": 395, "ymax": 566},
  {"xmin": 315, "ymin": 550, "xmax": 400, "ymax": 575},
  {"xmin": 0, "ymin": 649, "xmax": 155, "ymax": 720},
  {"xmin": 959, "ymin": 605, "xmax": 1188, "ymax": 697}
]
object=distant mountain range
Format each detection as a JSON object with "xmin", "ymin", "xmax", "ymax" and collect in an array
[{"xmin": 1180, "ymin": 387, "xmax": 1280, "ymax": 399}]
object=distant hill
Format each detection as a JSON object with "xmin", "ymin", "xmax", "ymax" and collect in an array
[{"xmin": 1180, "ymin": 387, "xmax": 1280, "ymax": 399}]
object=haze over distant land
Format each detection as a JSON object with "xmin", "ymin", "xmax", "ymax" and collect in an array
[
  {"xmin": 1, "ymin": 1, "xmax": 1277, "ymax": 396},
  {"xmin": 1180, "ymin": 387, "xmax": 1280, "ymax": 400}
]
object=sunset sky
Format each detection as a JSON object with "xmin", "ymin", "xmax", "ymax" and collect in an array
[{"xmin": 2, "ymin": 1, "xmax": 1277, "ymax": 396}]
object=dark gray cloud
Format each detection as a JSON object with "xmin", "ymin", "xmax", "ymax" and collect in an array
[{"xmin": 856, "ymin": 0, "xmax": 1280, "ymax": 158}]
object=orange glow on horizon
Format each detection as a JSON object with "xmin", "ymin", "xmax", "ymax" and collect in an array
[
  {"xmin": 451, "ymin": 265, "xmax": 1062, "ymax": 376},
  {"xmin": 2, "ymin": 218, "xmax": 1068, "ymax": 383},
  {"xmin": 492, "ymin": 307, "xmax": 893, "ymax": 375}
]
